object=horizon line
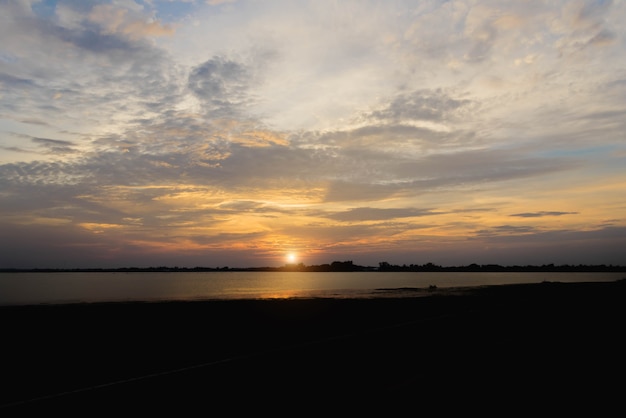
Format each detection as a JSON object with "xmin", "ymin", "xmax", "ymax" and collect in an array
[{"xmin": 2, "ymin": 261, "xmax": 626, "ymax": 272}]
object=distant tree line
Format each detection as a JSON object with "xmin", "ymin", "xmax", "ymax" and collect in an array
[
  {"xmin": 282, "ymin": 260, "xmax": 376, "ymax": 272},
  {"xmin": 376, "ymin": 262, "xmax": 626, "ymax": 272},
  {"xmin": 2, "ymin": 261, "xmax": 625, "ymax": 273}
]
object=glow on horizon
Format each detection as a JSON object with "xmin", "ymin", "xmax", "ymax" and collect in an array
[{"xmin": 0, "ymin": 0, "xmax": 625, "ymax": 269}]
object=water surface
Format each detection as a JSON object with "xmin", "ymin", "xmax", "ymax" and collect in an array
[{"xmin": 1, "ymin": 271, "xmax": 624, "ymax": 306}]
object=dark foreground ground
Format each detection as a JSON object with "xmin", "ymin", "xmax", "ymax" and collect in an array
[{"xmin": 1, "ymin": 280, "xmax": 625, "ymax": 414}]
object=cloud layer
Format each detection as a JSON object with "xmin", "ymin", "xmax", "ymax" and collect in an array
[{"xmin": 1, "ymin": 0, "xmax": 625, "ymax": 268}]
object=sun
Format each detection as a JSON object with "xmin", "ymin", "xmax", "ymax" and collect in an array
[{"xmin": 286, "ymin": 252, "xmax": 298, "ymax": 264}]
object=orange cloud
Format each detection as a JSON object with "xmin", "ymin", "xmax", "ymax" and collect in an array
[
  {"xmin": 89, "ymin": 5, "xmax": 174, "ymax": 40},
  {"xmin": 231, "ymin": 130, "xmax": 290, "ymax": 147}
]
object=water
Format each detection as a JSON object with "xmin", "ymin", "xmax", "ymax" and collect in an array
[{"xmin": 1, "ymin": 271, "xmax": 624, "ymax": 306}]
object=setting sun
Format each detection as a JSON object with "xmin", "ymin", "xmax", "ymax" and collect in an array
[{"xmin": 286, "ymin": 253, "xmax": 297, "ymax": 264}]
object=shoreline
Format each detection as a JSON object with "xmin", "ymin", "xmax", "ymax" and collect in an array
[{"xmin": 2, "ymin": 279, "xmax": 625, "ymax": 412}]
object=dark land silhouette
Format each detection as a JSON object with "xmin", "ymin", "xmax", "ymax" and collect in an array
[
  {"xmin": 1, "ymin": 279, "xmax": 625, "ymax": 413},
  {"xmin": 2, "ymin": 260, "xmax": 625, "ymax": 272}
]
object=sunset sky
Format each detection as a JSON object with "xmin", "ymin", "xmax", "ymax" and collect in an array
[{"xmin": 1, "ymin": 0, "xmax": 625, "ymax": 268}]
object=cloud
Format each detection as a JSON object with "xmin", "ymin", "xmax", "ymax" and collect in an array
[
  {"xmin": 366, "ymin": 89, "xmax": 473, "ymax": 123},
  {"xmin": 206, "ymin": 0, "xmax": 238, "ymax": 5},
  {"xmin": 554, "ymin": 0, "xmax": 618, "ymax": 56},
  {"xmin": 510, "ymin": 211, "xmax": 578, "ymax": 218},
  {"xmin": 476, "ymin": 225, "xmax": 538, "ymax": 236},
  {"xmin": 88, "ymin": 4, "xmax": 175, "ymax": 40},
  {"xmin": 0, "ymin": 132, "xmax": 64, "ymax": 156},
  {"xmin": 396, "ymin": 149, "xmax": 579, "ymax": 189},
  {"xmin": 0, "ymin": 73, "xmax": 35, "ymax": 87},
  {"xmin": 326, "ymin": 207, "xmax": 439, "ymax": 222},
  {"xmin": 465, "ymin": 31, "xmax": 497, "ymax": 63},
  {"xmin": 229, "ymin": 130, "xmax": 289, "ymax": 147},
  {"xmin": 0, "ymin": 1, "xmax": 182, "ymax": 143},
  {"xmin": 188, "ymin": 56, "xmax": 254, "ymax": 117},
  {"xmin": 323, "ymin": 181, "xmax": 398, "ymax": 203},
  {"xmin": 18, "ymin": 118, "xmax": 50, "ymax": 126},
  {"xmin": 31, "ymin": 137, "xmax": 77, "ymax": 154},
  {"xmin": 588, "ymin": 29, "xmax": 616, "ymax": 47}
]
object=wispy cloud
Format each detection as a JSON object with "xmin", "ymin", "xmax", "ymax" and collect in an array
[
  {"xmin": 326, "ymin": 207, "xmax": 440, "ymax": 222},
  {"xmin": 510, "ymin": 211, "xmax": 579, "ymax": 218},
  {"xmin": 88, "ymin": 4, "xmax": 175, "ymax": 40}
]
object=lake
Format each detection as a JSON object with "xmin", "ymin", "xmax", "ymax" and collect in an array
[{"xmin": 1, "ymin": 270, "xmax": 624, "ymax": 306}]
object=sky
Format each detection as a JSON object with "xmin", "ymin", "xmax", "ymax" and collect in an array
[{"xmin": 1, "ymin": 0, "xmax": 625, "ymax": 269}]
